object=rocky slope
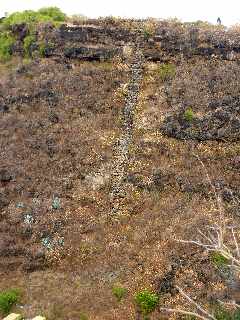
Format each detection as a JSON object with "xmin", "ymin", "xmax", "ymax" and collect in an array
[{"xmin": 0, "ymin": 19, "xmax": 240, "ymax": 319}]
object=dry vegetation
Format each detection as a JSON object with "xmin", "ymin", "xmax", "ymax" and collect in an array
[{"xmin": 0, "ymin": 12, "xmax": 240, "ymax": 320}]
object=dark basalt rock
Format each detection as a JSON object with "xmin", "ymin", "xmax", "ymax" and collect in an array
[
  {"xmin": 0, "ymin": 103, "xmax": 9, "ymax": 112},
  {"xmin": 155, "ymin": 269, "xmax": 176, "ymax": 295},
  {"xmin": 0, "ymin": 169, "xmax": 12, "ymax": 182},
  {"xmin": 11, "ymin": 23, "xmax": 29, "ymax": 41},
  {"xmin": 3, "ymin": 89, "xmax": 58, "ymax": 109},
  {"xmin": 16, "ymin": 64, "xmax": 28, "ymax": 74},
  {"xmin": 161, "ymin": 103, "xmax": 240, "ymax": 141},
  {"xmin": 150, "ymin": 168, "xmax": 173, "ymax": 191},
  {"xmin": 48, "ymin": 112, "xmax": 59, "ymax": 123},
  {"xmin": 64, "ymin": 45, "xmax": 119, "ymax": 61},
  {"xmin": 0, "ymin": 194, "xmax": 10, "ymax": 210}
]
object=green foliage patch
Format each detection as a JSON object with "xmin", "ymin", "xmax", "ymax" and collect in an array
[
  {"xmin": 135, "ymin": 290, "xmax": 159, "ymax": 316},
  {"xmin": 158, "ymin": 63, "xmax": 176, "ymax": 81},
  {"xmin": 0, "ymin": 288, "xmax": 21, "ymax": 315},
  {"xmin": 79, "ymin": 313, "xmax": 89, "ymax": 320},
  {"xmin": 0, "ymin": 32, "xmax": 15, "ymax": 61},
  {"xmin": 0, "ymin": 7, "xmax": 65, "ymax": 61},
  {"xmin": 23, "ymin": 34, "xmax": 36, "ymax": 57},
  {"xmin": 39, "ymin": 41, "xmax": 54, "ymax": 57},
  {"xmin": 38, "ymin": 7, "xmax": 66, "ymax": 22},
  {"xmin": 184, "ymin": 107, "xmax": 194, "ymax": 122},
  {"xmin": 213, "ymin": 305, "xmax": 240, "ymax": 320},
  {"xmin": 210, "ymin": 251, "xmax": 229, "ymax": 268},
  {"xmin": 143, "ymin": 28, "xmax": 152, "ymax": 39},
  {"xmin": 2, "ymin": 7, "xmax": 66, "ymax": 28},
  {"xmin": 112, "ymin": 285, "xmax": 127, "ymax": 301}
]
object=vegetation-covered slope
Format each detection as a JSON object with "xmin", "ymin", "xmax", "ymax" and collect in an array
[{"xmin": 0, "ymin": 9, "xmax": 240, "ymax": 320}]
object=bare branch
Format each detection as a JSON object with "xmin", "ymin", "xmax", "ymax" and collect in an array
[
  {"xmin": 231, "ymin": 227, "xmax": 240, "ymax": 258},
  {"xmin": 198, "ymin": 229, "xmax": 214, "ymax": 243},
  {"xmin": 176, "ymin": 286, "xmax": 216, "ymax": 320},
  {"xmin": 160, "ymin": 307, "xmax": 214, "ymax": 320},
  {"xmin": 177, "ymin": 238, "xmax": 216, "ymax": 249}
]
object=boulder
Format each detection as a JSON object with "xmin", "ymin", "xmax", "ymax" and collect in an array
[{"xmin": 0, "ymin": 169, "xmax": 12, "ymax": 182}]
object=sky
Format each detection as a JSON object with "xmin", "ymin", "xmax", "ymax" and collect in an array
[{"xmin": 1, "ymin": 0, "xmax": 240, "ymax": 26}]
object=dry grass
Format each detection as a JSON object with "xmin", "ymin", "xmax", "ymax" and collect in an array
[{"xmin": 0, "ymin": 22, "xmax": 240, "ymax": 319}]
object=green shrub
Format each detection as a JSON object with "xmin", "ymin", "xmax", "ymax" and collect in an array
[
  {"xmin": 214, "ymin": 305, "xmax": 234, "ymax": 320},
  {"xmin": 0, "ymin": 288, "xmax": 20, "ymax": 315},
  {"xmin": 215, "ymin": 308, "xmax": 232, "ymax": 320},
  {"xmin": 39, "ymin": 41, "xmax": 47, "ymax": 57},
  {"xmin": 112, "ymin": 285, "xmax": 127, "ymax": 301},
  {"xmin": 3, "ymin": 11, "xmax": 39, "ymax": 27},
  {"xmin": 23, "ymin": 34, "xmax": 36, "ymax": 57},
  {"xmin": 79, "ymin": 313, "xmax": 88, "ymax": 320},
  {"xmin": 0, "ymin": 32, "xmax": 15, "ymax": 61},
  {"xmin": 158, "ymin": 63, "xmax": 176, "ymax": 81},
  {"xmin": 135, "ymin": 290, "xmax": 159, "ymax": 316},
  {"xmin": 38, "ymin": 7, "xmax": 66, "ymax": 22},
  {"xmin": 3, "ymin": 7, "xmax": 66, "ymax": 28},
  {"xmin": 233, "ymin": 309, "xmax": 240, "ymax": 320},
  {"xmin": 39, "ymin": 41, "xmax": 54, "ymax": 57},
  {"xmin": 184, "ymin": 107, "xmax": 194, "ymax": 122},
  {"xmin": 143, "ymin": 28, "xmax": 152, "ymax": 39},
  {"xmin": 210, "ymin": 251, "xmax": 229, "ymax": 268}
]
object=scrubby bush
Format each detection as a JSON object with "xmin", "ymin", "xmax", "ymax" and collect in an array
[
  {"xmin": 158, "ymin": 63, "xmax": 176, "ymax": 81},
  {"xmin": 23, "ymin": 34, "xmax": 36, "ymax": 57},
  {"xmin": 143, "ymin": 28, "xmax": 153, "ymax": 39},
  {"xmin": 2, "ymin": 10, "xmax": 50, "ymax": 27},
  {"xmin": 39, "ymin": 41, "xmax": 54, "ymax": 57},
  {"xmin": 135, "ymin": 290, "xmax": 159, "ymax": 317},
  {"xmin": 79, "ymin": 313, "xmax": 88, "ymax": 320},
  {"xmin": 52, "ymin": 196, "xmax": 61, "ymax": 209},
  {"xmin": 0, "ymin": 288, "xmax": 20, "ymax": 315},
  {"xmin": 39, "ymin": 41, "xmax": 47, "ymax": 57},
  {"xmin": 213, "ymin": 305, "xmax": 240, "ymax": 320},
  {"xmin": 38, "ymin": 7, "xmax": 66, "ymax": 22},
  {"xmin": 184, "ymin": 107, "xmax": 194, "ymax": 122},
  {"xmin": 3, "ymin": 7, "xmax": 66, "ymax": 28},
  {"xmin": 112, "ymin": 285, "xmax": 127, "ymax": 301},
  {"xmin": 210, "ymin": 251, "xmax": 229, "ymax": 268},
  {"xmin": 0, "ymin": 32, "xmax": 15, "ymax": 61},
  {"xmin": 3, "ymin": 10, "xmax": 40, "ymax": 27},
  {"xmin": 214, "ymin": 307, "xmax": 232, "ymax": 320},
  {"xmin": 141, "ymin": 19, "xmax": 157, "ymax": 39}
]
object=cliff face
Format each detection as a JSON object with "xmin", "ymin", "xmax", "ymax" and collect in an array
[
  {"xmin": 11, "ymin": 20, "xmax": 240, "ymax": 61},
  {"xmin": 0, "ymin": 20, "xmax": 240, "ymax": 319}
]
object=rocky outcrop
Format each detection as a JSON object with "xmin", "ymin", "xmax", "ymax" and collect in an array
[
  {"xmin": 162, "ymin": 97, "xmax": 240, "ymax": 141},
  {"xmin": 64, "ymin": 45, "xmax": 119, "ymax": 60},
  {"xmin": 9, "ymin": 20, "xmax": 240, "ymax": 62},
  {"xmin": 56, "ymin": 22, "xmax": 240, "ymax": 61},
  {"xmin": 59, "ymin": 24, "xmax": 138, "ymax": 44}
]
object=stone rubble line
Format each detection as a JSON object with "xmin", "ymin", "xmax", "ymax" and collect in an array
[
  {"xmin": 3, "ymin": 314, "xmax": 46, "ymax": 320},
  {"xmin": 110, "ymin": 44, "xmax": 144, "ymax": 215}
]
